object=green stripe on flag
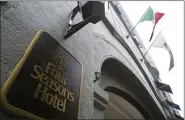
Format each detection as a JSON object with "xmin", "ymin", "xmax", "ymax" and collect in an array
[{"xmin": 140, "ymin": 7, "xmax": 154, "ymax": 22}]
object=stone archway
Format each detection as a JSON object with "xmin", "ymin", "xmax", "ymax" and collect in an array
[
  {"xmin": 99, "ymin": 57, "xmax": 166, "ymax": 120},
  {"xmin": 104, "ymin": 86, "xmax": 149, "ymax": 119}
]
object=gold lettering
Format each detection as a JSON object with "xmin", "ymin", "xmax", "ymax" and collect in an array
[
  {"xmin": 57, "ymin": 98, "xmax": 67, "ymax": 112},
  {"xmin": 39, "ymin": 73, "xmax": 48, "ymax": 85},
  {"xmin": 57, "ymin": 74, "xmax": 68, "ymax": 86},
  {"xmin": 30, "ymin": 65, "xmax": 43, "ymax": 79},
  {"xmin": 45, "ymin": 62, "xmax": 58, "ymax": 79},
  {"xmin": 34, "ymin": 83, "xmax": 67, "ymax": 112},
  {"xmin": 69, "ymin": 92, "xmax": 74, "ymax": 102},
  {"xmin": 34, "ymin": 83, "xmax": 48, "ymax": 102},
  {"xmin": 40, "ymin": 73, "xmax": 58, "ymax": 92},
  {"xmin": 52, "ymin": 81, "xmax": 59, "ymax": 92},
  {"xmin": 58, "ymin": 86, "xmax": 67, "ymax": 97},
  {"xmin": 52, "ymin": 94, "xmax": 58, "ymax": 108},
  {"xmin": 66, "ymin": 89, "xmax": 74, "ymax": 102},
  {"xmin": 32, "ymin": 59, "xmax": 76, "ymax": 113},
  {"xmin": 46, "ymin": 77, "xmax": 54, "ymax": 89},
  {"xmin": 45, "ymin": 93, "xmax": 53, "ymax": 105},
  {"xmin": 58, "ymin": 74, "xmax": 68, "ymax": 85}
]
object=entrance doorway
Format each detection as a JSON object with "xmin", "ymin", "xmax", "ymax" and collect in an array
[{"xmin": 104, "ymin": 92, "xmax": 144, "ymax": 119}]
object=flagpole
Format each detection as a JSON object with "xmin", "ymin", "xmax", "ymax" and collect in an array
[
  {"xmin": 140, "ymin": 31, "xmax": 161, "ymax": 61},
  {"xmin": 126, "ymin": 6, "xmax": 151, "ymax": 38}
]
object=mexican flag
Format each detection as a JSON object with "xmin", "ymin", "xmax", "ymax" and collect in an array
[{"xmin": 140, "ymin": 7, "xmax": 164, "ymax": 42}]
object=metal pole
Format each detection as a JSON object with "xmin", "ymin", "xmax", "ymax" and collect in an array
[
  {"xmin": 157, "ymin": 84, "xmax": 168, "ymax": 89},
  {"xmin": 126, "ymin": 6, "xmax": 151, "ymax": 38},
  {"xmin": 140, "ymin": 31, "xmax": 161, "ymax": 61}
]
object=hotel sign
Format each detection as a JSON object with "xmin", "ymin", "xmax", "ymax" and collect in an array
[{"xmin": 0, "ymin": 31, "xmax": 82, "ymax": 120}]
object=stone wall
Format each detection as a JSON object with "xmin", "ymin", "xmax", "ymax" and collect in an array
[{"xmin": 1, "ymin": 1, "xmax": 166, "ymax": 119}]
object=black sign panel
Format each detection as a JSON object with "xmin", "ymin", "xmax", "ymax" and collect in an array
[{"xmin": 0, "ymin": 31, "xmax": 82, "ymax": 120}]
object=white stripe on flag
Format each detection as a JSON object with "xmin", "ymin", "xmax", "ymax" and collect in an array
[
  {"xmin": 152, "ymin": 32, "xmax": 167, "ymax": 49},
  {"xmin": 151, "ymin": 32, "xmax": 174, "ymax": 71}
]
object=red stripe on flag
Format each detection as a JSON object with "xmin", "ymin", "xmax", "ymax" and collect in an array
[
  {"xmin": 155, "ymin": 12, "xmax": 165, "ymax": 24},
  {"xmin": 149, "ymin": 24, "xmax": 156, "ymax": 42},
  {"xmin": 149, "ymin": 12, "xmax": 164, "ymax": 42}
]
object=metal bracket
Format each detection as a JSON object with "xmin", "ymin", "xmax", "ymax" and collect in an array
[
  {"xmin": 94, "ymin": 72, "xmax": 101, "ymax": 83},
  {"xmin": 64, "ymin": 1, "xmax": 105, "ymax": 39}
]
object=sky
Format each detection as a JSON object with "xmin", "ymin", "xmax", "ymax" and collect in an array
[{"xmin": 120, "ymin": 1, "xmax": 184, "ymax": 117}]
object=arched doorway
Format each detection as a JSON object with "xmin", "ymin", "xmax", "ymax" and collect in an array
[
  {"xmin": 99, "ymin": 57, "xmax": 166, "ymax": 120},
  {"xmin": 104, "ymin": 91, "xmax": 144, "ymax": 119}
]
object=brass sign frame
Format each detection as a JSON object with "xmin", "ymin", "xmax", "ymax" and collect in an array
[{"xmin": 0, "ymin": 30, "xmax": 83, "ymax": 120}]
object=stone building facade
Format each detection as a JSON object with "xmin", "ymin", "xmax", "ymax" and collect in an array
[{"xmin": 0, "ymin": 1, "xmax": 183, "ymax": 120}]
